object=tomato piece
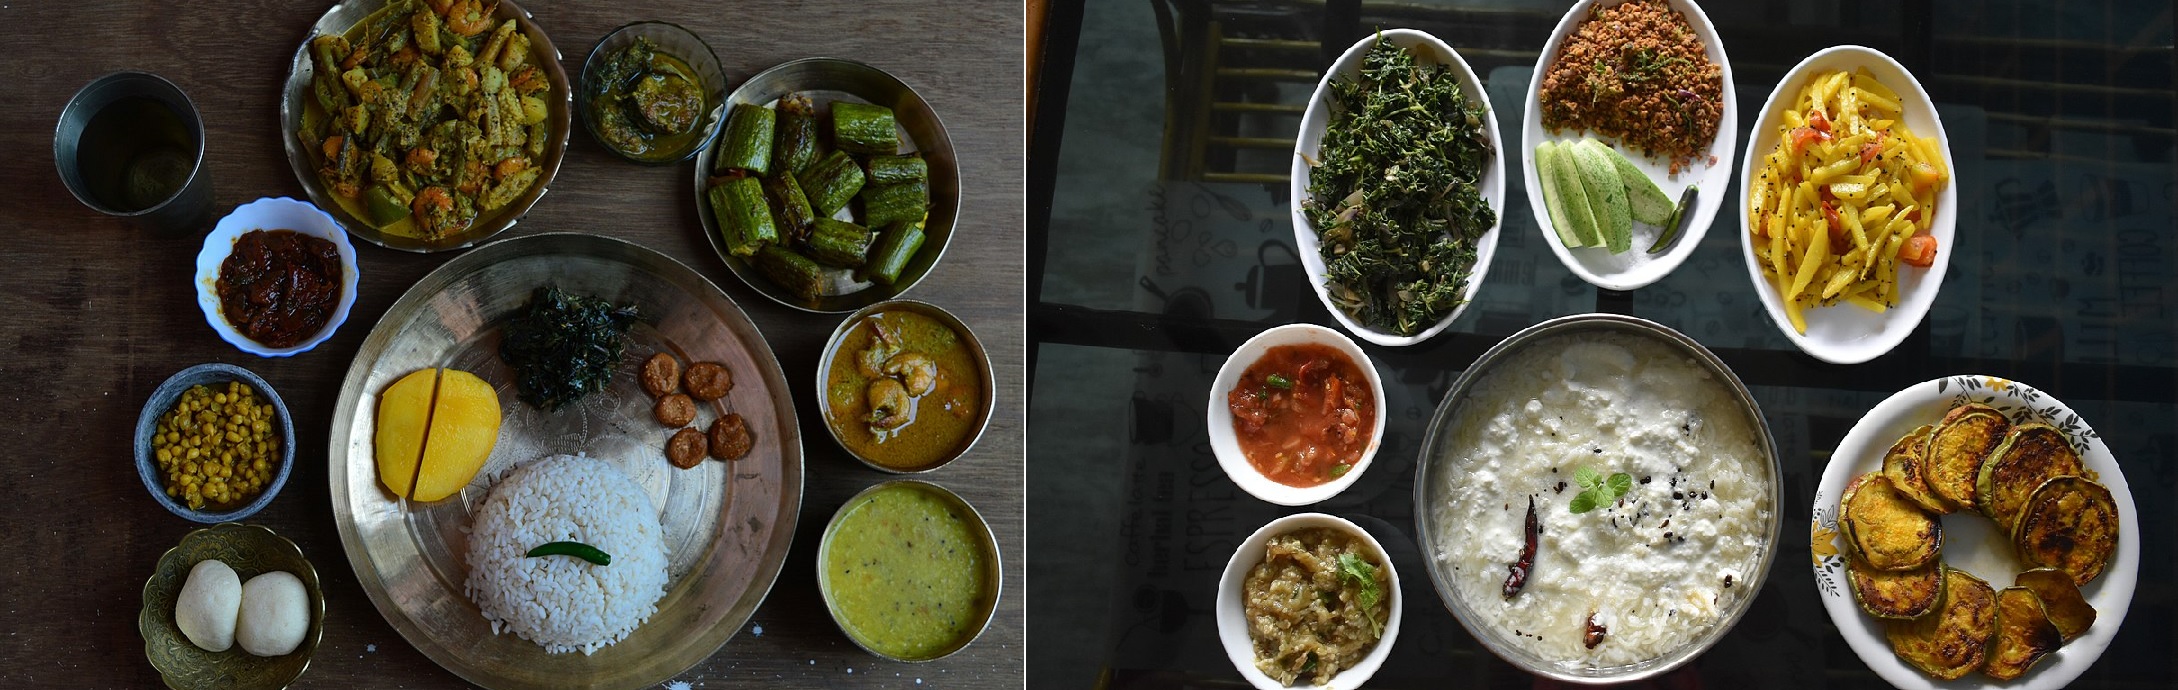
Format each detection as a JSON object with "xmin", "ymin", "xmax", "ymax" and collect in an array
[
  {"xmin": 1822, "ymin": 201, "xmax": 1844, "ymax": 239},
  {"xmin": 1807, "ymin": 109, "xmax": 1832, "ymax": 133},
  {"xmin": 1860, "ymin": 132, "xmax": 1886, "ymax": 165},
  {"xmin": 1789, "ymin": 127, "xmax": 1827, "ymax": 153},
  {"xmin": 1900, "ymin": 234, "xmax": 1939, "ymax": 267}
]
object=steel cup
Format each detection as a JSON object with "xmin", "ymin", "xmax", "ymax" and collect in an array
[{"xmin": 54, "ymin": 71, "xmax": 214, "ymax": 233}]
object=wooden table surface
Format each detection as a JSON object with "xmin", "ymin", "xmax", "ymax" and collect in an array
[{"xmin": 0, "ymin": 1, "xmax": 1024, "ymax": 687}]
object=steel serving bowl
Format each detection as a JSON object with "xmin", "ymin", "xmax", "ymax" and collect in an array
[
  {"xmin": 1410, "ymin": 313, "xmax": 1781, "ymax": 683},
  {"xmin": 816, "ymin": 480, "xmax": 1002, "ymax": 662},
  {"xmin": 692, "ymin": 57, "xmax": 959, "ymax": 312},
  {"xmin": 139, "ymin": 523, "xmax": 325, "ymax": 690},
  {"xmin": 577, "ymin": 20, "xmax": 729, "ymax": 164},
  {"xmin": 815, "ymin": 299, "xmax": 994, "ymax": 473},
  {"xmin": 280, "ymin": 0, "xmax": 571, "ymax": 253},
  {"xmin": 135, "ymin": 363, "xmax": 297, "ymax": 524}
]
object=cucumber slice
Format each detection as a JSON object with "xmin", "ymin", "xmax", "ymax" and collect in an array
[
  {"xmin": 1602, "ymin": 143, "xmax": 1675, "ymax": 226},
  {"xmin": 1569, "ymin": 139, "xmax": 1632, "ymax": 253},
  {"xmin": 1535, "ymin": 142, "xmax": 1588, "ymax": 248}
]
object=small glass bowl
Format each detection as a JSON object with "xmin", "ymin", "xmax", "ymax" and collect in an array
[{"xmin": 577, "ymin": 21, "xmax": 728, "ymax": 164}]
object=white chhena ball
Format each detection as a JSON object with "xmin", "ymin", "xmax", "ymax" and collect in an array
[
  {"xmin": 236, "ymin": 571, "xmax": 311, "ymax": 657},
  {"xmin": 174, "ymin": 559, "xmax": 242, "ymax": 652}
]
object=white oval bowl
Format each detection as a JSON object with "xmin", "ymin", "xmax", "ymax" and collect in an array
[
  {"xmin": 1217, "ymin": 513, "xmax": 1403, "ymax": 690},
  {"xmin": 194, "ymin": 197, "xmax": 361, "ymax": 357},
  {"xmin": 1812, "ymin": 375, "xmax": 2136, "ymax": 690},
  {"xmin": 1737, "ymin": 45, "xmax": 1956, "ymax": 364},
  {"xmin": 1521, "ymin": 0, "xmax": 1737, "ymax": 290},
  {"xmin": 1208, "ymin": 324, "xmax": 1388, "ymax": 506},
  {"xmin": 1290, "ymin": 29, "xmax": 1505, "ymax": 347}
]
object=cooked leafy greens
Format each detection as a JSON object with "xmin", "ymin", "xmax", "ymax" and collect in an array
[
  {"xmin": 499, "ymin": 285, "xmax": 640, "ymax": 412},
  {"xmin": 1303, "ymin": 34, "xmax": 1497, "ymax": 336}
]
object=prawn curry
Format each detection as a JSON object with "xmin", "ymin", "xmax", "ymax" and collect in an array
[
  {"xmin": 824, "ymin": 309, "xmax": 982, "ymax": 471},
  {"xmin": 300, "ymin": 0, "xmax": 556, "ymax": 242}
]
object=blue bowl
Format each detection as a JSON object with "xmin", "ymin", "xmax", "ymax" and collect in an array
[{"xmin": 134, "ymin": 363, "xmax": 296, "ymax": 523}]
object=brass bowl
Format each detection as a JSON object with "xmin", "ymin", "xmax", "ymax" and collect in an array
[
  {"xmin": 139, "ymin": 523, "xmax": 325, "ymax": 690},
  {"xmin": 815, "ymin": 299, "xmax": 994, "ymax": 473},
  {"xmin": 280, "ymin": 0, "xmax": 572, "ymax": 253}
]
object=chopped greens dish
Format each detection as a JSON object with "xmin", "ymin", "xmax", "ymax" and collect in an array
[
  {"xmin": 1303, "ymin": 34, "xmax": 1497, "ymax": 336},
  {"xmin": 499, "ymin": 285, "xmax": 639, "ymax": 411}
]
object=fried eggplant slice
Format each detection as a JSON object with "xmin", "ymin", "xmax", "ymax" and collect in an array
[
  {"xmin": 2014, "ymin": 475, "xmax": 2118, "ymax": 586},
  {"xmin": 1983, "ymin": 586, "xmax": 2063, "ymax": 680},
  {"xmin": 1977, "ymin": 423, "xmax": 2083, "ymax": 533},
  {"xmin": 2014, "ymin": 567, "xmax": 2097, "ymax": 640},
  {"xmin": 1886, "ymin": 569, "xmax": 1997, "ymax": 680},
  {"xmin": 1882, "ymin": 424, "xmax": 1949, "ymax": 513},
  {"xmin": 1840, "ymin": 473, "xmax": 1942, "ymax": 572},
  {"xmin": 1924, "ymin": 404, "xmax": 2010, "ymax": 511},
  {"xmin": 1850, "ymin": 557, "xmax": 1943, "ymax": 620}
]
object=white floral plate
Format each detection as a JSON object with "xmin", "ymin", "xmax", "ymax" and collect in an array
[{"xmin": 1810, "ymin": 375, "xmax": 2137, "ymax": 689}]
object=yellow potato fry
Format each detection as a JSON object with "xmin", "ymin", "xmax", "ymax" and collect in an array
[{"xmin": 1747, "ymin": 68, "xmax": 1948, "ymax": 332}]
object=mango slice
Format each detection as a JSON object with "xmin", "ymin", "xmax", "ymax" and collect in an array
[
  {"xmin": 375, "ymin": 369, "xmax": 438, "ymax": 500},
  {"xmin": 374, "ymin": 368, "xmax": 502, "ymax": 502},
  {"xmin": 414, "ymin": 370, "xmax": 501, "ymax": 501}
]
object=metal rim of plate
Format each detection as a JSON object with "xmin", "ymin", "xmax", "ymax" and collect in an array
[
  {"xmin": 690, "ymin": 56, "xmax": 959, "ymax": 313},
  {"xmin": 1410, "ymin": 313, "xmax": 1782, "ymax": 684},
  {"xmin": 280, "ymin": 0, "xmax": 572, "ymax": 253},
  {"xmin": 326, "ymin": 233, "xmax": 803, "ymax": 689}
]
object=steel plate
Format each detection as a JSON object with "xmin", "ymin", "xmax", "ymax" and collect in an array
[
  {"xmin": 327, "ymin": 233, "xmax": 802, "ymax": 689},
  {"xmin": 691, "ymin": 57, "xmax": 959, "ymax": 313}
]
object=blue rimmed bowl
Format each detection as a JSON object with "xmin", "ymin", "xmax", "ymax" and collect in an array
[{"xmin": 135, "ymin": 363, "xmax": 296, "ymax": 523}]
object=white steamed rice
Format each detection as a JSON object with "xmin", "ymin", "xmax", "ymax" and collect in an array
[{"xmin": 465, "ymin": 454, "xmax": 669, "ymax": 655}]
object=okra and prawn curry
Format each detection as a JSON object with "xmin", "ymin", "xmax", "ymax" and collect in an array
[
  {"xmin": 301, "ymin": 0, "xmax": 556, "ymax": 242},
  {"xmin": 824, "ymin": 309, "xmax": 981, "ymax": 470}
]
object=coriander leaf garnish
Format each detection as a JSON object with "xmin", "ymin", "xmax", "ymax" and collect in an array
[
  {"xmin": 1568, "ymin": 466, "xmax": 1634, "ymax": 514},
  {"xmin": 1337, "ymin": 552, "xmax": 1385, "ymax": 636},
  {"xmin": 1266, "ymin": 374, "xmax": 1295, "ymax": 390}
]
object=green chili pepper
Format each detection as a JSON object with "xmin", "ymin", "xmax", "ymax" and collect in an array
[
  {"xmin": 1266, "ymin": 374, "xmax": 1294, "ymax": 390},
  {"xmin": 526, "ymin": 541, "xmax": 611, "ymax": 566}
]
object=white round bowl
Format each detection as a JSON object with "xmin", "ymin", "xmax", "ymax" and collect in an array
[
  {"xmin": 1289, "ymin": 29, "xmax": 1505, "ymax": 347},
  {"xmin": 1208, "ymin": 324, "xmax": 1387, "ymax": 506},
  {"xmin": 193, "ymin": 197, "xmax": 360, "ymax": 357},
  {"xmin": 1217, "ymin": 513, "xmax": 1403, "ymax": 690},
  {"xmin": 1737, "ymin": 45, "xmax": 1956, "ymax": 364},
  {"xmin": 1520, "ymin": 0, "xmax": 1738, "ymax": 290}
]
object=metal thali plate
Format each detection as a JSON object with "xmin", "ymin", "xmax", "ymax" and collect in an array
[{"xmin": 327, "ymin": 233, "xmax": 801, "ymax": 688}]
